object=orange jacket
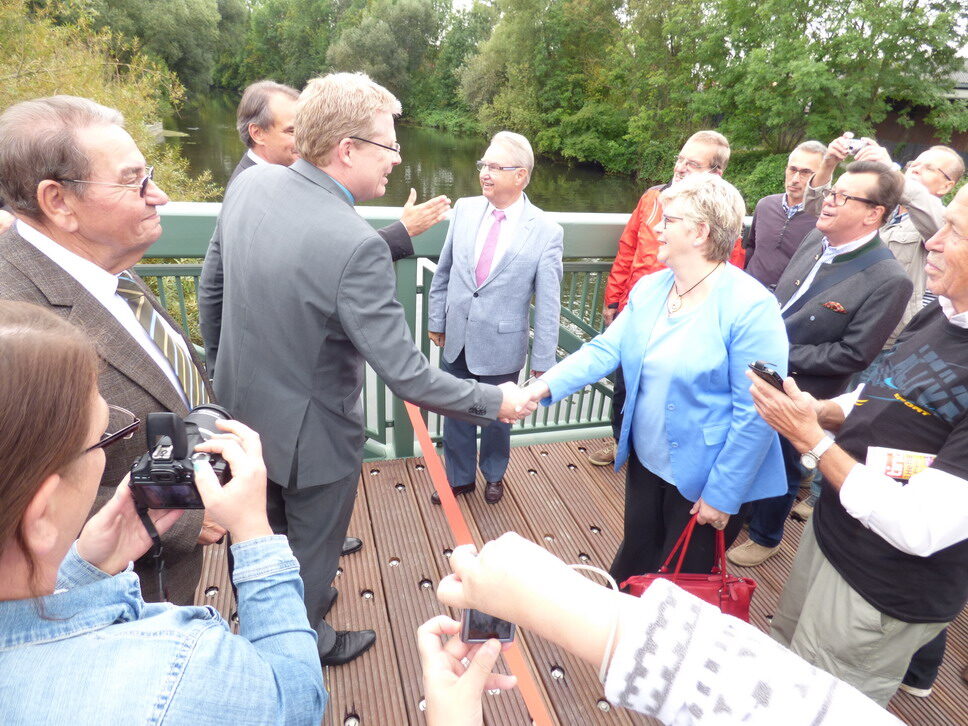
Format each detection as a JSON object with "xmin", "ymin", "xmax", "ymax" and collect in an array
[{"xmin": 604, "ymin": 185, "xmax": 746, "ymax": 311}]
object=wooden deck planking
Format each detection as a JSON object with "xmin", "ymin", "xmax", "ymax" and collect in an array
[{"xmin": 195, "ymin": 436, "xmax": 967, "ymax": 726}]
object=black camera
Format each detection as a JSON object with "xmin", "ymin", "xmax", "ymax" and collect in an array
[{"xmin": 130, "ymin": 404, "xmax": 231, "ymax": 510}]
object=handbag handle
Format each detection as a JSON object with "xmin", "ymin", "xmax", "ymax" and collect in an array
[{"xmin": 661, "ymin": 513, "xmax": 729, "ymax": 589}]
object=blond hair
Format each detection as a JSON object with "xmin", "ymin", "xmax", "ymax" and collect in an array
[
  {"xmin": 295, "ymin": 72, "xmax": 401, "ymax": 166},
  {"xmin": 685, "ymin": 130, "xmax": 731, "ymax": 172}
]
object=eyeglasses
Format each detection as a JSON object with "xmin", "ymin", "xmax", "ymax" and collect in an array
[
  {"xmin": 905, "ymin": 160, "xmax": 953, "ymax": 182},
  {"xmin": 60, "ymin": 166, "xmax": 155, "ymax": 198},
  {"xmin": 820, "ymin": 188, "xmax": 881, "ymax": 207},
  {"xmin": 786, "ymin": 166, "xmax": 816, "ymax": 178},
  {"xmin": 349, "ymin": 136, "xmax": 401, "ymax": 155},
  {"xmin": 476, "ymin": 161, "xmax": 522, "ymax": 173},
  {"xmin": 662, "ymin": 215, "xmax": 686, "ymax": 226},
  {"xmin": 85, "ymin": 404, "xmax": 140, "ymax": 453},
  {"xmin": 675, "ymin": 156, "xmax": 718, "ymax": 172}
]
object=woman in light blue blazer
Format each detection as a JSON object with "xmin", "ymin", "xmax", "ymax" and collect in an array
[{"xmin": 527, "ymin": 175, "xmax": 789, "ymax": 582}]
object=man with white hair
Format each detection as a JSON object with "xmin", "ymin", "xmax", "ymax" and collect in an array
[
  {"xmin": 427, "ymin": 132, "xmax": 563, "ymax": 505},
  {"xmin": 213, "ymin": 73, "xmax": 535, "ymax": 667}
]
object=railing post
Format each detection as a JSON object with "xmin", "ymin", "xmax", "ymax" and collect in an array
[{"xmin": 391, "ymin": 256, "xmax": 418, "ymax": 458}]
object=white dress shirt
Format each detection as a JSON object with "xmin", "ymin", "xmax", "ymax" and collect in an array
[
  {"xmin": 781, "ymin": 231, "xmax": 877, "ymax": 313},
  {"xmin": 246, "ymin": 148, "xmax": 268, "ymax": 166},
  {"xmin": 831, "ymin": 298, "xmax": 968, "ymax": 556},
  {"xmin": 473, "ymin": 194, "xmax": 525, "ymax": 274},
  {"xmin": 17, "ymin": 220, "xmax": 190, "ymax": 407}
]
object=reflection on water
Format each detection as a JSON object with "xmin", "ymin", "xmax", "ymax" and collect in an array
[{"xmin": 165, "ymin": 94, "xmax": 646, "ymax": 213}]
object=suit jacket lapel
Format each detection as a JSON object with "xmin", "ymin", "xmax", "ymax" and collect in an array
[{"xmin": 1, "ymin": 230, "xmax": 190, "ymax": 413}]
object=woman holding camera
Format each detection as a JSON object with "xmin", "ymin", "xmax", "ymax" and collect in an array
[
  {"xmin": 0, "ymin": 301, "xmax": 325, "ymax": 724},
  {"xmin": 525, "ymin": 175, "xmax": 788, "ymax": 581}
]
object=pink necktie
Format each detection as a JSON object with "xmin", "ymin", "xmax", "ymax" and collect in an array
[{"xmin": 475, "ymin": 209, "xmax": 506, "ymax": 287}]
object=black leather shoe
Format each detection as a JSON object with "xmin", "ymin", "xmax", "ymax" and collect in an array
[
  {"xmin": 320, "ymin": 629, "xmax": 376, "ymax": 666},
  {"xmin": 341, "ymin": 537, "xmax": 363, "ymax": 556},
  {"xmin": 484, "ymin": 480, "xmax": 504, "ymax": 504},
  {"xmin": 430, "ymin": 482, "xmax": 476, "ymax": 505},
  {"xmin": 322, "ymin": 586, "xmax": 338, "ymax": 617}
]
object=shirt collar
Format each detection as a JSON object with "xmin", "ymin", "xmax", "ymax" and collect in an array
[
  {"xmin": 820, "ymin": 230, "xmax": 877, "ymax": 259},
  {"xmin": 317, "ymin": 171, "xmax": 355, "ymax": 205},
  {"xmin": 782, "ymin": 194, "xmax": 804, "ymax": 218},
  {"xmin": 486, "ymin": 193, "xmax": 526, "ymax": 226},
  {"xmin": 246, "ymin": 148, "xmax": 268, "ymax": 165},
  {"xmin": 939, "ymin": 297, "xmax": 968, "ymax": 329},
  {"xmin": 16, "ymin": 219, "xmax": 121, "ymax": 305}
]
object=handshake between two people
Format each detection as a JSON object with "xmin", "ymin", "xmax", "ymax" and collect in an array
[{"xmin": 495, "ymin": 378, "xmax": 552, "ymax": 424}]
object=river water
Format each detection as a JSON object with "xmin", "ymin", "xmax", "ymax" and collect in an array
[{"xmin": 164, "ymin": 94, "xmax": 646, "ymax": 213}]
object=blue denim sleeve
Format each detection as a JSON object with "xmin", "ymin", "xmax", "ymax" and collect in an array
[
  {"xmin": 55, "ymin": 541, "xmax": 118, "ymax": 590},
  {"xmin": 161, "ymin": 535, "xmax": 326, "ymax": 725}
]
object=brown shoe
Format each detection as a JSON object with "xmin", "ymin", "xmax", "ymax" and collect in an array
[
  {"xmin": 484, "ymin": 480, "xmax": 504, "ymax": 504},
  {"xmin": 588, "ymin": 442, "xmax": 616, "ymax": 466},
  {"xmin": 430, "ymin": 482, "xmax": 475, "ymax": 505},
  {"xmin": 726, "ymin": 539, "xmax": 781, "ymax": 567}
]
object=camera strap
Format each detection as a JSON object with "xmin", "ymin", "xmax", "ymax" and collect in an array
[{"xmin": 136, "ymin": 506, "xmax": 170, "ymax": 602}]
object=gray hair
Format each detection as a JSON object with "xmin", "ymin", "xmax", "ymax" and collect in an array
[
  {"xmin": 236, "ymin": 80, "xmax": 299, "ymax": 148},
  {"xmin": 0, "ymin": 96, "xmax": 123, "ymax": 217},
  {"xmin": 490, "ymin": 131, "xmax": 534, "ymax": 183},
  {"xmin": 793, "ymin": 140, "xmax": 828, "ymax": 157},
  {"xmin": 660, "ymin": 174, "xmax": 746, "ymax": 262},
  {"xmin": 685, "ymin": 130, "xmax": 731, "ymax": 172},
  {"xmin": 929, "ymin": 145, "xmax": 965, "ymax": 183}
]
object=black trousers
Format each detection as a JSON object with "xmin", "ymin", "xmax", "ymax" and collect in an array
[
  {"xmin": 903, "ymin": 628, "xmax": 947, "ymax": 689},
  {"xmin": 610, "ymin": 451, "xmax": 749, "ymax": 586},
  {"xmin": 266, "ymin": 470, "xmax": 359, "ymax": 657},
  {"xmin": 609, "ymin": 366, "xmax": 626, "ymax": 442}
]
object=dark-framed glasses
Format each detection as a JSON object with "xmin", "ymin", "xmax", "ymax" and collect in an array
[
  {"xmin": 476, "ymin": 161, "xmax": 522, "ymax": 173},
  {"xmin": 820, "ymin": 188, "xmax": 880, "ymax": 207},
  {"xmin": 662, "ymin": 215, "xmax": 686, "ymax": 226},
  {"xmin": 349, "ymin": 136, "xmax": 401, "ymax": 154},
  {"xmin": 905, "ymin": 160, "xmax": 953, "ymax": 182},
  {"xmin": 86, "ymin": 404, "xmax": 140, "ymax": 453},
  {"xmin": 59, "ymin": 166, "xmax": 155, "ymax": 198}
]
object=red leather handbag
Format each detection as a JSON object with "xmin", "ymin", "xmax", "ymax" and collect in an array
[{"xmin": 620, "ymin": 514, "xmax": 756, "ymax": 621}]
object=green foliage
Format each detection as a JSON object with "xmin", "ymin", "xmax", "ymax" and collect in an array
[{"xmin": 1, "ymin": 1, "xmax": 218, "ymax": 202}]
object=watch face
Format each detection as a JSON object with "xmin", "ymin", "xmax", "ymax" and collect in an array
[{"xmin": 801, "ymin": 452, "xmax": 818, "ymax": 470}]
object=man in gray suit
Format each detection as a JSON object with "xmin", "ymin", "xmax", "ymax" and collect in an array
[
  {"xmin": 729, "ymin": 160, "xmax": 912, "ymax": 568},
  {"xmin": 427, "ymin": 131, "xmax": 563, "ymax": 505},
  {"xmin": 200, "ymin": 79, "xmax": 451, "ymax": 372},
  {"xmin": 0, "ymin": 96, "xmax": 217, "ymax": 604},
  {"xmin": 213, "ymin": 72, "xmax": 535, "ymax": 666}
]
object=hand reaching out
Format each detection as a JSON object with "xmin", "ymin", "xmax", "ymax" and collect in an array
[
  {"xmin": 400, "ymin": 189, "xmax": 452, "ymax": 237},
  {"xmin": 496, "ymin": 381, "xmax": 538, "ymax": 423}
]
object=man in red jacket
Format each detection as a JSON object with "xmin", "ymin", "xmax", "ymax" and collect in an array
[{"xmin": 589, "ymin": 130, "xmax": 745, "ymax": 465}]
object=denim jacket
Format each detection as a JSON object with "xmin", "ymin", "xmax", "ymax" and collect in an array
[{"xmin": 0, "ymin": 536, "xmax": 326, "ymax": 725}]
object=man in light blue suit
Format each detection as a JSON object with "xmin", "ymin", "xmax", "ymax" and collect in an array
[{"xmin": 428, "ymin": 132, "xmax": 564, "ymax": 505}]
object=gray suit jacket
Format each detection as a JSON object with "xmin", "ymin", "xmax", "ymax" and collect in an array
[
  {"xmin": 199, "ymin": 155, "xmax": 415, "ymax": 372},
  {"xmin": 775, "ymin": 230, "xmax": 912, "ymax": 398},
  {"xmin": 0, "ymin": 226, "xmax": 210, "ymax": 604},
  {"xmin": 212, "ymin": 160, "xmax": 503, "ymax": 488},
  {"xmin": 427, "ymin": 194, "xmax": 563, "ymax": 375}
]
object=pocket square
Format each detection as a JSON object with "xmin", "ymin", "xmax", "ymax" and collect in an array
[{"xmin": 823, "ymin": 301, "xmax": 847, "ymax": 314}]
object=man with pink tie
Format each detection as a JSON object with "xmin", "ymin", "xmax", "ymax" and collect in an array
[{"xmin": 427, "ymin": 131, "xmax": 563, "ymax": 505}]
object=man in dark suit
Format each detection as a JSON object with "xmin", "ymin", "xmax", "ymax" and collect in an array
[
  {"xmin": 0, "ymin": 95, "xmax": 217, "ymax": 604},
  {"xmin": 200, "ymin": 79, "xmax": 450, "ymax": 372},
  {"xmin": 213, "ymin": 72, "xmax": 535, "ymax": 667},
  {"xmin": 729, "ymin": 160, "xmax": 912, "ymax": 568}
]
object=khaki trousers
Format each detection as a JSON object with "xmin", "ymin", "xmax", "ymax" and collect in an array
[{"xmin": 770, "ymin": 520, "xmax": 946, "ymax": 707}]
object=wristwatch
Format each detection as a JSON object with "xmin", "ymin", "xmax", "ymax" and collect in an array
[{"xmin": 801, "ymin": 435, "xmax": 835, "ymax": 470}]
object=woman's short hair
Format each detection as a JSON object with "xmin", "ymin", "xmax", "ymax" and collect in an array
[
  {"xmin": 295, "ymin": 72, "xmax": 402, "ymax": 167},
  {"xmin": 0, "ymin": 301, "xmax": 99, "ymax": 589},
  {"xmin": 0, "ymin": 96, "xmax": 123, "ymax": 218},
  {"xmin": 661, "ymin": 174, "xmax": 746, "ymax": 262}
]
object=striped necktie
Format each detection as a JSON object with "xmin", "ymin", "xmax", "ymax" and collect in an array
[{"xmin": 116, "ymin": 274, "xmax": 208, "ymax": 408}]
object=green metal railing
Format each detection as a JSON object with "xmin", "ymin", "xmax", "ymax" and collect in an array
[{"xmin": 143, "ymin": 202, "xmax": 632, "ymax": 459}]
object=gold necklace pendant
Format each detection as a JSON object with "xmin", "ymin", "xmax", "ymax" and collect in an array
[{"xmin": 668, "ymin": 296, "xmax": 682, "ymax": 313}]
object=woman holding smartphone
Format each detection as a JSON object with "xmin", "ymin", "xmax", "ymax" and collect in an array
[
  {"xmin": 525, "ymin": 174, "xmax": 789, "ymax": 582},
  {"xmin": 0, "ymin": 301, "xmax": 325, "ymax": 725}
]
